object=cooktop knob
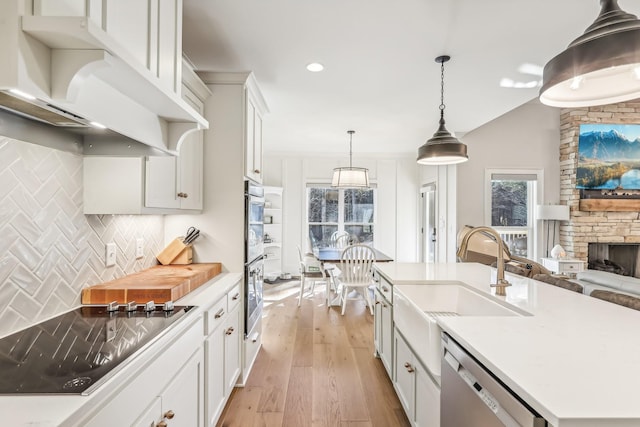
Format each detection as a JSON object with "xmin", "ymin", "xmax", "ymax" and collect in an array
[
  {"xmin": 125, "ymin": 301, "xmax": 137, "ymax": 312},
  {"xmin": 144, "ymin": 301, "xmax": 156, "ymax": 312},
  {"xmin": 106, "ymin": 301, "xmax": 119, "ymax": 312},
  {"xmin": 163, "ymin": 301, "xmax": 175, "ymax": 312}
]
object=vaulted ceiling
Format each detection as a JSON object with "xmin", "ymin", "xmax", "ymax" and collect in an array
[{"xmin": 182, "ymin": 0, "xmax": 640, "ymax": 155}]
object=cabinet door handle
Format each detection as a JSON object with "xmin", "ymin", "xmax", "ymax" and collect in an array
[
  {"xmin": 225, "ymin": 327, "xmax": 235, "ymax": 335},
  {"xmin": 156, "ymin": 422, "xmax": 168, "ymax": 427},
  {"xmin": 375, "ymin": 301, "xmax": 380, "ymax": 305},
  {"xmin": 164, "ymin": 410, "xmax": 175, "ymax": 419},
  {"xmin": 254, "ymin": 169, "xmax": 261, "ymax": 174},
  {"xmin": 404, "ymin": 363, "xmax": 414, "ymax": 373},
  {"xmin": 232, "ymin": 293, "xmax": 240, "ymax": 301},
  {"xmin": 382, "ymin": 286, "xmax": 389, "ymax": 292},
  {"xmin": 214, "ymin": 308, "xmax": 225, "ymax": 319}
]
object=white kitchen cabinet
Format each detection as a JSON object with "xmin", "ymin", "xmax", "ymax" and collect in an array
[
  {"xmin": 264, "ymin": 186, "xmax": 283, "ymax": 278},
  {"xmin": 133, "ymin": 348, "xmax": 204, "ymax": 427},
  {"xmin": 204, "ymin": 281, "xmax": 242, "ymax": 426},
  {"xmin": 245, "ymin": 88, "xmax": 265, "ymax": 183},
  {"xmin": 373, "ymin": 271, "xmax": 393, "ymax": 376},
  {"xmin": 84, "ymin": 138, "xmax": 202, "ymax": 214},
  {"xmin": 145, "ymin": 134, "xmax": 203, "ymax": 211},
  {"xmin": 33, "ymin": 0, "xmax": 182, "ymax": 96},
  {"xmin": 374, "ymin": 287, "xmax": 393, "ymax": 375},
  {"xmin": 394, "ymin": 328, "xmax": 440, "ymax": 427},
  {"xmin": 223, "ymin": 304, "xmax": 241, "ymax": 397}
]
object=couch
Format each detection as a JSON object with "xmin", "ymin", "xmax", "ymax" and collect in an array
[{"xmin": 571, "ymin": 269, "xmax": 640, "ymax": 299}]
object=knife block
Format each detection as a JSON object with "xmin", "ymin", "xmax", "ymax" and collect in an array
[{"xmin": 156, "ymin": 238, "xmax": 193, "ymax": 265}]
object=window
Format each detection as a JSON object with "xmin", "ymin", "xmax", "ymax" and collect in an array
[
  {"xmin": 485, "ymin": 170, "xmax": 543, "ymax": 258},
  {"xmin": 307, "ymin": 186, "xmax": 376, "ymax": 247}
]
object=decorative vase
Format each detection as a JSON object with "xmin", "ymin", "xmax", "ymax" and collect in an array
[{"xmin": 550, "ymin": 244, "xmax": 566, "ymax": 259}]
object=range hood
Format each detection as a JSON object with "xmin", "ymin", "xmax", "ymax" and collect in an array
[
  {"xmin": 0, "ymin": 90, "xmax": 93, "ymax": 127},
  {"xmin": 0, "ymin": 3, "xmax": 208, "ymax": 154}
]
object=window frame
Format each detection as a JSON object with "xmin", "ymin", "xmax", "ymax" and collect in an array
[
  {"xmin": 484, "ymin": 168, "xmax": 544, "ymax": 259},
  {"xmin": 306, "ymin": 184, "xmax": 377, "ymax": 247}
]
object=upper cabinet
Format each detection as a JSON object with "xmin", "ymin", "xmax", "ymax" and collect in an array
[
  {"xmin": 0, "ymin": 0, "xmax": 207, "ymax": 153},
  {"xmin": 83, "ymin": 59, "xmax": 210, "ymax": 214},
  {"xmin": 245, "ymin": 88, "xmax": 265, "ymax": 183},
  {"xmin": 197, "ymin": 72, "xmax": 269, "ymax": 184}
]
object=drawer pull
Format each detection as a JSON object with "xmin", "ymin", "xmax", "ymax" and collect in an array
[
  {"xmin": 157, "ymin": 422, "xmax": 168, "ymax": 427},
  {"xmin": 375, "ymin": 301, "xmax": 380, "ymax": 305},
  {"xmin": 214, "ymin": 308, "xmax": 225, "ymax": 319},
  {"xmin": 232, "ymin": 292, "xmax": 240, "ymax": 301},
  {"xmin": 164, "ymin": 410, "xmax": 175, "ymax": 419},
  {"xmin": 404, "ymin": 362, "xmax": 414, "ymax": 373},
  {"xmin": 225, "ymin": 327, "xmax": 235, "ymax": 335},
  {"xmin": 382, "ymin": 286, "xmax": 389, "ymax": 292}
]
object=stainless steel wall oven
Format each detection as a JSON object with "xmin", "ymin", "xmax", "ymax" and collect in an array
[{"xmin": 244, "ymin": 180, "xmax": 264, "ymax": 337}]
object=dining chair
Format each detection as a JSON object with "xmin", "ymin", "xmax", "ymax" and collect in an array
[
  {"xmin": 338, "ymin": 244, "xmax": 376, "ymax": 315},
  {"xmin": 297, "ymin": 245, "xmax": 331, "ymax": 306},
  {"xmin": 329, "ymin": 230, "xmax": 350, "ymax": 248}
]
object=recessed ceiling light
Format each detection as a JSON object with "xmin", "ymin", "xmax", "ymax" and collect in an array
[{"xmin": 306, "ymin": 63, "xmax": 324, "ymax": 72}]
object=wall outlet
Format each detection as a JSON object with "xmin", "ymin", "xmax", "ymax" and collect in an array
[
  {"xmin": 105, "ymin": 243, "xmax": 116, "ymax": 267},
  {"xmin": 136, "ymin": 238, "xmax": 144, "ymax": 259}
]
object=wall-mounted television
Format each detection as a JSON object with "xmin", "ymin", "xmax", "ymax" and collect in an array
[{"xmin": 577, "ymin": 123, "xmax": 640, "ymax": 190}]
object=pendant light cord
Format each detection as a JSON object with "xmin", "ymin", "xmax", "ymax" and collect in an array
[
  {"xmin": 439, "ymin": 57, "xmax": 446, "ymax": 124},
  {"xmin": 348, "ymin": 130, "xmax": 355, "ymax": 168}
]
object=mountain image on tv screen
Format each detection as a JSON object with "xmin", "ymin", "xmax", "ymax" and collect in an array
[{"xmin": 577, "ymin": 123, "xmax": 640, "ymax": 190}]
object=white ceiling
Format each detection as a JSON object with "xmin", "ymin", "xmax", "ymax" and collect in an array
[{"xmin": 182, "ymin": 0, "xmax": 640, "ymax": 155}]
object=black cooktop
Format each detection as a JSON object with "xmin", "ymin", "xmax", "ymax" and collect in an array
[{"xmin": 0, "ymin": 304, "xmax": 193, "ymax": 395}]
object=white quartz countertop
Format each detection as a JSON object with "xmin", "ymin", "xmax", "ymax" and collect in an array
[
  {"xmin": 2, "ymin": 272, "xmax": 241, "ymax": 427},
  {"xmin": 376, "ymin": 262, "xmax": 640, "ymax": 427}
]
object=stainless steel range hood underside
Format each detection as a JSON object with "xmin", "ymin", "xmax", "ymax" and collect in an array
[{"xmin": 0, "ymin": 90, "xmax": 91, "ymax": 127}]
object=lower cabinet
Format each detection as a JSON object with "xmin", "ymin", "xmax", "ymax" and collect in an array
[
  {"xmin": 205, "ymin": 281, "xmax": 242, "ymax": 426},
  {"xmin": 393, "ymin": 328, "xmax": 440, "ymax": 427},
  {"xmin": 133, "ymin": 348, "xmax": 205, "ymax": 427},
  {"xmin": 374, "ymin": 287, "xmax": 393, "ymax": 376},
  {"xmin": 80, "ymin": 317, "xmax": 205, "ymax": 427}
]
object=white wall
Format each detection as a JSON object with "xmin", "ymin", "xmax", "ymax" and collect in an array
[
  {"xmin": 456, "ymin": 99, "xmax": 561, "ymax": 260},
  {"xmin": 263, "ymin": 153, "xmax": 420, "ymax": 276}
]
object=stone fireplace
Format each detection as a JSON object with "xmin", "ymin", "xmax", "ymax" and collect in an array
[{"xmin": 558, "ymin": 102, "xmax": 640, "ymax": 270}]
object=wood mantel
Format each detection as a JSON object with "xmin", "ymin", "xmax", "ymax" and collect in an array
[{"xmin": 579, "ymin": 199, "xmax": 640, "ymax": 212}]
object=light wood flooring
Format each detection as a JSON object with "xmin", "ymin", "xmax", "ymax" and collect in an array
[{"xmin": 216, "ymin": 280, "xmax": 410, "ymax": 427}]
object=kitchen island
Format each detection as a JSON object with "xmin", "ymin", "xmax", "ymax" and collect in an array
[{"xmin": 376, "ymin": 262, "xmax": 640, "ymax": 427}]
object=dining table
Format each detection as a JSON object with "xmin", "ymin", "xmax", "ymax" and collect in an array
[{"xmin": 312, "ymin": 246, "xmax": 394, "ymax": 307}]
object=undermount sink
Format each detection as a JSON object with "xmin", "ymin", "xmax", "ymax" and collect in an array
[{"xmin": 393, "ymin": 283, "xmax": 522, "ymax": 381}]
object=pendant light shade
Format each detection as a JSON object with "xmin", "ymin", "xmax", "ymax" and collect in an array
[
  {"xmin": 417, "ymin": 55, "xmax": 468, "ymax": 166},
  {"xmin": 332, "ymin": 130, "xmax": 370, "ymax": 188},
  {"xmin": 540, "ymin": 0, "xmax": 640, "ymax": 107}
]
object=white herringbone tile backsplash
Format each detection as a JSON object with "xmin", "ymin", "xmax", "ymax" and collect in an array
[{"xmin": 0, "ymin": 136, "xmax": 164, "ymax": 338}]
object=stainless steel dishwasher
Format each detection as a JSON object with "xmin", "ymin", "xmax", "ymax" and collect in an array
[{"xmin": 441, "ymin": 333, "xmax": 548, "ymax": 427}]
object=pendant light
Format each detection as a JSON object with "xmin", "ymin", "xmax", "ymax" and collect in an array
[
  {"xmin": 417, "ymin": 55, "xmax": 468, "ymax": 165},
  {"xmin": 540, "ymin": 0, "xmax": 640, "ymax": 107},
  {"xmin": 332, "ymin": 130, "xmax": 370, "ymax": 188}
]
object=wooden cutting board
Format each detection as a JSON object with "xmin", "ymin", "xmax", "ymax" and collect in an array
[{"xmin": 81, "ymin": 263, "xmax": 222, "ymax": 304}]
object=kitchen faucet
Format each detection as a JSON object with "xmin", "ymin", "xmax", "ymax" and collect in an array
[{"xmin": 456, "ymin": 226, "xmax": 511, "ymax": 296}]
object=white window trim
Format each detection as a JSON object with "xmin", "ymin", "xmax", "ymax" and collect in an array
[
  {"xmin": 484, "ymin": 168, "xmax": 544, "ymax": 259},
  {"xmin": 305, "ymin": 184, "xmax": 377, "ymax": 246}
]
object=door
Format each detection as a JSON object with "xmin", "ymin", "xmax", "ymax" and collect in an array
[
  {"xmin": 419, "ymin": 184, "xmax": 437, "ymax": 263},
  {"xmin": 161, "ymin": 349, "xmax": 204, "ymax": 427}
]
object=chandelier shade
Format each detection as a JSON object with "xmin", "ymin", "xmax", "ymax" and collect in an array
[
  {"xmin": 332, "ymin": 130, "xmax": 370, "ymax": 188},
  {"xmin": 417, "ymin": 55, "xmax": 468, "ymax": 165},
  {"xmin": 539, "ymin": 0, "xmax": 640, "ymax": 107}
]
